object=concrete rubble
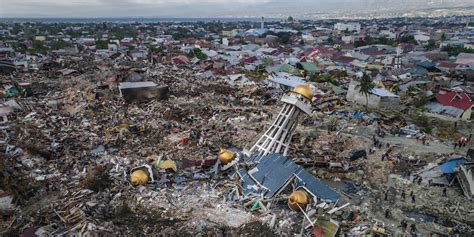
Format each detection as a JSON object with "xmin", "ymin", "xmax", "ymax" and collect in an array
[{"xmin": 0, "ymin": 18, "xmax": 473, "ymax": 237}]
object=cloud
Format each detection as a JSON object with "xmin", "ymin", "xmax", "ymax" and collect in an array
[
  {"xmin": 0, "ymin": 0, "xmax": 239, "ymax": 17},
  {"xmin": 0, "ymin": 0, "xmax": 473, "ymax": 18}
]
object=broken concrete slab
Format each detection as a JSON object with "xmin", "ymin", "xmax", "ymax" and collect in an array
[{"xmin": 119, "ymin": 82, "xmax": 169, "ymax": 102}]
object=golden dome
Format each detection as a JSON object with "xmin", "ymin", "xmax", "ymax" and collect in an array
[
  {"xmin": 219, "ymin": 148, "xmax": 236, "ymax": 165},
  {"xmin": 288, "ymin": 190, "xmax": 311, "ymax": 211},
  {"xmin": 293, "ymin": 84, "xmax": 314, "ymax": 100},
  {"xmin": 130, "ymin": 169, "xmax": 150, "ymax": 186}
]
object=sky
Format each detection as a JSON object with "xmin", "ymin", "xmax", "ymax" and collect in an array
[{"xmin": 1, "ymin": 0, "xmax": 473, "ymax": 18}]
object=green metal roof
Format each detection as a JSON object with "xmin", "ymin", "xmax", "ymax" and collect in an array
[{"xmin": 299, "ymin": 62, "xmax": 320, "ymax": 73}]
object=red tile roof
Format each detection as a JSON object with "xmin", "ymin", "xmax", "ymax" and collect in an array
[
  {"xmin": 436, "ymin": 89, "xmax": 473, "ymax": 111},
  {"xmin": 331, "ymin": 55, "xmax": 355, "ymax": 63},
  {"xmin": 437, "ymin": 61, "xmax": 459, "ymax": 69}
]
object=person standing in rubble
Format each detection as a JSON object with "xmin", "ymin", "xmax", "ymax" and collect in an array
[
  {"xmin": 411, "ymin": 193, "xmax": 416, "ymax": 204},
  {"xmin": 410, "ymin": 223, "xmax": 417, "ymax": 236},
  {"xmin": 370, "ymin": 146, "xmax": 376, "ymax": 154},
  {"xmin": 400, "ymin": 219, "xmax": 408, "ymax": 232},
  {"xmin": 401, "ymin": 190, "xmax": 406, "ymax": 201},
  {"xmin": 443, "ymin": 187, "xmax": 447, "ymax": 197},
  {"xmin": 417, "ymin": 176, "xmax": 423, "ymax": 185},
  {"xmin": 381, "ymin": 145, "xmax": 393, "ymax": 161}
]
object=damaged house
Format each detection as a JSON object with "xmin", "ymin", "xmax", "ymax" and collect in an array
[
  {"xmin": 346, "ymin": 80, "xmax": 400, "ymax": 109},
  {"xmin": 426, "ymin": 89, "xmax": 473, "ymax": 120}
]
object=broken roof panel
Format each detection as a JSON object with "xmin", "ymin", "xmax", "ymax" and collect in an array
[
  {"xmin": 299, "ymin": 62, "xmax": 320, "ymax": 73},
  {"xmin": 267, "ymin": 76, "xmax": 306, "ymax": 88},
  {"xmin": 370, "ymin": 88, "xmax": 399, "ymax": 97},
  {"xmin": 425, "ymin": 102, "xmax": 464, "ymax": 117},
  {"xmin": 246, "ymin": 153, "xmax": 340, "ymax": 202},
  {"xmin": 436, "ymin": 89, "xmax": 473, "ymax": 111},
  {"xmin": 237, "ymin": 168, "xmax": 260, "ymax": 196},
  {"xmin": 279, "ymin": 63, "xmax": 298, "ymax": 74},
  {"xmin": 439, "ymin": 158, "xmax": 467, "ymax": 174},
  {"xmin": 248, "ymin": 153, "xmax": 301, "ymax": 198},
  {"xmin": 294, "ymin": 169, "xmax": 340, "ymax": 202}
]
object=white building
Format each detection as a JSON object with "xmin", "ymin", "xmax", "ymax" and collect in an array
[
  {"xmin": 334, "ymin": 23, "xmax": 361, "ymax": 33},
  {"xmin": 34, "ymin": 36, "xmax": 46, "ymax": 41},
  {"xmin": 341, "ymin": 35, "xmax": 354, "ymax": 44},
  {"xmin": 346, "ymin": 80, "xmax": 400, "ymax": 109},
  {"xmin": 414, "ymin": 33, "xmax": 430, "ymax": 43},
  {"xmin": 380, "ymin": 30, "xmax": 396, "ymax": 39}
]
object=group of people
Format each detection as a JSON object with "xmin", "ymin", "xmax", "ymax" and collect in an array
[
  {"xmin": 416, "ymin": 135, "xmax": 430, "ymax": 146},
  {"xmin": 400, "ymin": 219, "xmax": 418, "ymax": 236},
  {"xmin": 384, "ymin": 190, "xmax": 418, "ymax": 235},
  {"xmin": 454, "ymin": 135, "xmax": 471, "ymax": 149}
]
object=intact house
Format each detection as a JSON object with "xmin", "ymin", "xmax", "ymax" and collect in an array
[
  {"xmin": 346, "ymin": 80, "xmax": 400, "ymax": 109},
  {"xmin": 425, "ymin": 89, "xmax": 473, "ymax": 120}
]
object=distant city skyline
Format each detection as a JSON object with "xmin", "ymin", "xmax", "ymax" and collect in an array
[{"xmin": 1, "ymin": 0, "xmax": 474, "ymax": 18}]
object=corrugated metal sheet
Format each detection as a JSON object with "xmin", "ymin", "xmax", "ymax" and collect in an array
[
  {"xmin": 370, "ymin": 88, "xmax": 399, "ymax": 97},
  {"xmin": 425, "ymin": 102, "xmax": 464, "ymax": 117},
  {"xmin": 294, "ymin": 169, "xmax": 340, "ymax": 202},
  {"xmin": 244, "ymin": 153, "xmax": 340, "ymax": 202},
  {"xmin": 249, "ymin": 154, "xmax": 301, "ymax": 198},
  {"xmin": 267, "ymin": 76, "xmax": 306, "ymax": 88},
  {"xmin": 439, "ymin": 158, "xmax": 467, "ymax": 174}
]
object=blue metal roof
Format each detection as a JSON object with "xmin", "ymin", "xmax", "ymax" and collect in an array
[
  {"xmin": 268, "ymin": 77, "xmax": 306, "ymax": 88},
  {"xmin": 294, "ymin": 169, "xmax": 340, "ymax": 202},
  {"xmin": 245, "ymin": 153, "xmax": 340, "ymax": 202},
  {"xmin": 237, "ymin": 168, "xmax": 260, "ymax": 196},
  {"xmin": 249, "ymin": 153, "xmax": 301, "ymax": 198},
  {"xmin": 439, "ymin": 158, "xmax": 467, "ymax": 174}
]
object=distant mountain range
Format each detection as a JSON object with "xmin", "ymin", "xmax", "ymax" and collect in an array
[
  {"xmin": 207, "ymin": 0, "xmax": 474, "ymax": 19},
  {"xmin": 1, "ymin": 0, "xmax": 474, "ymax": 19}
]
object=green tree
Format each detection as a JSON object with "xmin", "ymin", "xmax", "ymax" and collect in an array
[
  {"xmin": 440, "ymin": 33, "xmax": 446, "ymax": 42},
  {"xmin": 413, "ymin": 92, "xmax": 429, "ymax": 108},
  {"xmin": 12, "ymin": 42, "xmax": 27, "ymax": 53},
  {"xmin": 426, "ymin": 39, "xmax": 437, "ymax": 50},
  {"xmin": 399, "ymin": 35, "xmax": 416, "ymax": 44},
  {"xmin": 170, "ymin": 27, "xmax": 192, "ymax": 40},
  {"xmin": 51, "ymin": 40, "xmax": 65, "ymax": 50},
  {"xmin": 95, "ymin": 40, "xmax": 108, "ymax": 49},
  {"xmin": 31, "ymin": 40, "xmax": 46, "ymax": 53},
  {"xmin": 441, "ymin": 45, "xmax": 474, "ymax": 57},
  {"xmin": 149, "ymin": 44, "xmax": 165, "ymax": 55},
  {"xmin": 356, "ymin": 74, "xmax": 375, "ymax": 111},
  {"xmin": 287, "ymin": 16, "xmax": 294, "ymax": 22},
  {"xmin": 187, "ymin": 48, "xmax": 207, "ymax": 60},
  {"xmin": 276, "ymin": 32, "xmax": 292, "ymax": 44}
]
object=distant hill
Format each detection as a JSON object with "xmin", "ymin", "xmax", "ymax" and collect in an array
[{"xmin": 2, "ymin": 0, "xmax": 474, "ymax": 19}]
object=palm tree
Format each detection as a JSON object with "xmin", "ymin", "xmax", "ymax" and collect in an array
[{"xmin": 356, "ymin": 73, "xmax": 375, "ymax": 111}]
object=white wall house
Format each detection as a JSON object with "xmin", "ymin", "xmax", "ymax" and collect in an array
[
  {"xmin": 334, "ymin": 23, "xmax": 361, "ymax": 33},
  {"xmin": 346, "ymin": 80, "xmax": 400, "ymax": 109}
]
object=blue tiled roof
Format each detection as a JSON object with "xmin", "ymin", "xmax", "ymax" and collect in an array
[{"xmin": 244, "ymin": 153, "xmax": 340, "ymax": 202}]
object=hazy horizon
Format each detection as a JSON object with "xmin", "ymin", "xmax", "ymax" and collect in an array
[{"xmin": 1, "ymin": 0, "xmax": 473, "ymax": 18}]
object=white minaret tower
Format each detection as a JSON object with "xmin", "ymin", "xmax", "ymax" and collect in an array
[
  {"xmin": 248, "ymin": 84, "xmax": 313, "ymax": 157},
  {"xmin": 394, "ymin": 45, "xmax": 402, "ymax": 69},
  {"xmin": 261, "ymin": 17, "xmax": 265, "ymax": 29}
]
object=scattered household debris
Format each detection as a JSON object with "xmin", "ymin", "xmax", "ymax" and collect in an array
[{"xmin": 0, "ymin": 17, "xmax": 473, "ymax": 237}]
